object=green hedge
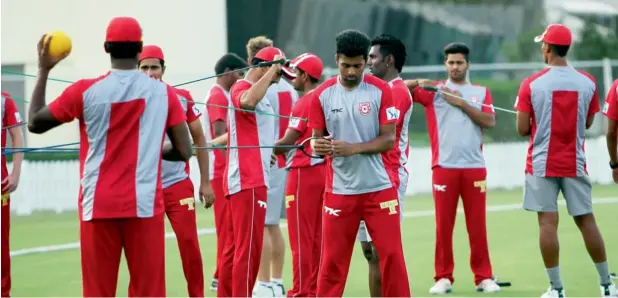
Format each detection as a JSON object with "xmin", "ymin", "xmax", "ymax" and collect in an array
[{"xmin": 5, "ymin": 152, "xmax": 79, "ymax": 162}]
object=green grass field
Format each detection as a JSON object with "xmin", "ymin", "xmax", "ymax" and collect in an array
[{"xmin": 8, "ymin": 185, "xmax": 618, "ymax": 297}]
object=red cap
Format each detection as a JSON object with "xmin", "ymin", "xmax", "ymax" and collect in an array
[
  {"xmin": 105, "ymin": 17, "xmax": 142, "ymax": 42},
  {"xmin": 139, "ymin": 45, "xmax": 165, "ymax": 62},
  {"xmin": 534, "ymin": 24, "xmax": 572, "ymax": 46},
  {"xmin": 282, "ymin": 53, "xmax": 323, "ymax": 80},
  {"xmin": 254, "ymin": 46, "xmax": 285, "ymax": 62}
]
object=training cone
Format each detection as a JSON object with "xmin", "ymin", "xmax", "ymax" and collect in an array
[{"xmin": 44, "ymin": 30, "xmax": 72, "ymax": 58}]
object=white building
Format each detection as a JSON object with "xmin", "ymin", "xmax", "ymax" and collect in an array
[{"xmin": 1, "ymin": 0, "xmax": 228, "ymax": 147}]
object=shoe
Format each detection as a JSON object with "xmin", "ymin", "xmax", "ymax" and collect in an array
[
  {"xmin": 209, "ymin": 278, "xmax": 218, "ymax": 292},
  {"xmin": 476, "ymin": 279, "xmax": 501, "ymax": 293},
  {"xmin": 253, "ymin": 283, "xmax": 275, "ymax": 297},
  {"xmin": 601, "ymin": 282, "xmax": 618, "ymax": 297},
  {"xmin": 429, "ymin": 278, "xmax": 452, "ymax": 294},
  {"xmin": 271, "ymin": 281, "xmax": 285, "ymax": 297},
  {"xmin": 541, "ymin": 286, "xmax": 565, "ymax": 298}
]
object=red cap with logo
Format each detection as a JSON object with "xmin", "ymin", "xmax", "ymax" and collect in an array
[
  {"xmin": 534, "ymin": 24, "xmax": 572, "ymax": 46},
  {"xmin": 139, "ymin": 45, "xmax": 165, "ymax": 62},
  {"xmin": 105, "ymin": 17, "xmax": 142, "ymax": 42},
  {"xmin": 254, "ymin": 46, "xmax": 286, "ymax": 62},
  {"xmin": 282, "ymin": 53, "xmax": 323, "ymax": 80}
]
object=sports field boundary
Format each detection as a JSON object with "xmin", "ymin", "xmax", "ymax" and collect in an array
[{"xmin": 10, "ymin": 197, "xmax": 618, "ymax": 258}]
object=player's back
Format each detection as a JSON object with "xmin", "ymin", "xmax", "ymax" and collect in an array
[
  {"xmin": 524, "ymin": 66, "xmax": 597, "ymax": 177},
  {"xmin": 267, "ymin": 79, "xmax": 299, "ymax": 168},
  {"xmin": 79, "ymin": 69, "xmax": 173, "ymax": 220},
  {"xmin": 313, "ymin": 74, "xmax": 394, "ymax": 195}
]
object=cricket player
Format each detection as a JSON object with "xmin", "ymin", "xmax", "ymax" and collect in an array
[
  {"xmin": 309, "ymin": 29, "xmax": 410, "ymax": 297},
  {"xmin": 1, "ymin": 92, "xmax": 24, "ymax": 297},
  {"xmin": 138, "ymin": 44, "xmax": 215, "ymax": 297},
  {"xmin": 245, "ymin": 36, "xmax": 297, "ymax": 297},
  {"xmin": 217, "ymin": 47, "xmax": 283, "ymax": 297},
  {"xmin": 515, "ymin": 24, "xmax": 617, "ymax": 297},
  {"xmin": 407, "ymin": 42, "xmax": 500, "ymax": 294},
  {"xmin": 603, "ymin": 79, "xmax": 618, "ymax": 184},
  {"xmin": 359, "ymin": 34, "xmax": 413, "ymax": 297},
  {"xmin": 274, "ymin": 53, "xmax": 325, "ymax": 297},
  {"xmin": 205, "ymin": 53, "xmax": 248, "ymax": 295},
  {"xmin": 27, "ymin": 17, "xmax": 193, "ymax": 297}
]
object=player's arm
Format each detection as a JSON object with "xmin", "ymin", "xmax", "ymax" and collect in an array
[
  {"xmin": 441, "ymin": 86, "xmax": 495, "ymax": 129},
  {"xmin": 274, "ymin": 102, "xmax": 306, "ymax": 154},
  {"xmin": 586, "ymin": 84, "xmax": 601, "ymax": 130},
  {"xmin": 3, "ymin": 98, "xmax": 24, "ymax": 193},
  {"xmin": 343, "ymin": 87, "xmax": 397, "ymax": 155},
  {"xmin": 515, "ymin": 80, "xmax": 533, "ymax": 136},
  {"xmin": 603, "ymin": 85, "xmax": 618, "ymax": 165},
  {"xmin": 210, "ymin": 133, "xmax": 228, "ymax": 146},
  {"xmin": 308, "ymin": 92, "xmax": 332, "ymax": 155},
  {"xmin": 163, "ymin": 86, "xmax": 192, "ymax": 161},
  {"xmin": 28, "ymin": 71, "xmax": 78, "ymax": 134},
  {"xmin": 239, "ymin": 64, "xmax": 281, "ymax": 110},
  {"xmin": 186, "ymin": 101, "xmax": 211, "ymax": 185},
  {"xmin": 207, "ymin": 92, "xmax": 229, "ymax": 151}
]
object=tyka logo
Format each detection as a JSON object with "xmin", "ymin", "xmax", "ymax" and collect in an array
[{"xmin": 331, "ymin": 108, "xmax": 343, "ymax": 113}]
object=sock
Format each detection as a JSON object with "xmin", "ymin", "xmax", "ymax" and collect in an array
[
  {"xmin": 595, "ymin": 261, "xmax": 611, "ymax": 285},
  {"xmin": 546, "ymin": 266, "xmax": 563, "ymax": 290},
  {"xmin": 257, "ymin": 281, "xmax": 270, "ymax": 288},
  {"xmin": 271, "ymin": 278, "xmax": 283, "ymax": 285}
]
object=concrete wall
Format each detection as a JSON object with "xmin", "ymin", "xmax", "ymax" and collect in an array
[{"xmin": 1, "ymin": 0, "xmax": 227, "ymax": 147}]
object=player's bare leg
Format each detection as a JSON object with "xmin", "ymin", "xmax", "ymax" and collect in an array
[
  {"xmin": 573, "ymin": 213, "xmax": 616, "ymax": 295},
  {"xmin": 360, "ymin": 241, "xmax": 381, "ymax": 297},
  {"xmin": 269, "ymin": 225, "xmax": 286, "ymax": 287},
  {"xmin": 255, "ymin": 230, "xmax": 275, "ymax": 296},
  {"xmin": 538, "ymin": 212, "xmax": 563, "ymax": 293}
]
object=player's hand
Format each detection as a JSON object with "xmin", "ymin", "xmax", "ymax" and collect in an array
[
  {"xmin": 613, "ymin": 168, "xmax": 618, "ymax": 184},
  {"xmin": 440, "ymin": 86, "xmax": 465, "ymax": 107},
  {"xmin": 270, "ymin": 153, "xmax": 278, "ymax": 167},
  {"xmin": 311, "ymin": 136, "xmax": 333, "ymax": 156},
  {"xmin": 37, "ymin": 35, "xmax": 68, "ymax": 71},
  {"xmin": 199, "ymin": 183, "xmax": 215, "ymax": 209},
  {"xmin": 418, "ymin": 79, "xmax": 437, "ymax": 88},
  {"xmin": 1, "ymin": 173, "xmax": 19, "ymax": 194},
  {"xmin": 331, "ymin": 140, "xmax": 358, "ymax": 157},
  {"xmin": 268, "ymin": 55, "xmax": 284, "ymax": 78}
]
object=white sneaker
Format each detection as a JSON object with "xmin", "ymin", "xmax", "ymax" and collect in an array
[
  {"xmin": 271, "ymin": 281, "xmax": 285, "ymax": 297},
  {"xmin": 209, "ymin": 278, "xmax": 218, "ymax": 292},
  {"xmin": 541, "ymin": 286, "xmax": 566, "ymax": 298},
  {"xmin": 429, "ymin": 278, "xmax": 453, "ymax": 294},
  {"xmin": 601, "ymin": 282, "xmax": 618, "ymax": 297},
  {"xmin": 476, "ymin": 279, "xmax": 501, "ymax": 293},
  {"xmin": 252, "ymin": 282, "xmax": 275, "ymax": 297}
]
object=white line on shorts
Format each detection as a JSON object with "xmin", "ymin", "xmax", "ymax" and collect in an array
[{"xmin": 10, "ymin": 197, "xmax": 618, "ymax": 258}]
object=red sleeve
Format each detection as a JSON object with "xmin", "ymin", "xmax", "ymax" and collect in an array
[
  {"xmin": 378, "ymin": 84, "xmax": 396, "ymax": 125},
  {"xmin": 207, "ymin": 89, "xmax": 229, "ymax": 124},
  {"xmin": 515, "ymin": 79, "xmax": 532, "ymax": 113},
  {"xmin": 392, "ymin": 86, "xmax": 412, "ymax": 126},
  {"xmin": 603, "ymin": 82, "xmax": 618, "ymax": 121},
  {"xmin": 411, "ymin": 85, "xmax": 435, "ymax": 106},
  {"xmin": 178, "ymin": 90, "xmax": 201, "ymax": 122},
  {"xmin": 3, "ymin": 98, "xmax": 22, "ymax": 126},
  {"xmin": 482, "ymin": 87, "xmax": 496, "ymax": 114},
  {"xmin": 307, "ymin": 92, "xmax": 326, "ymax": 130},
  {"xmin": 588, "ymin": 82, "xmax": 600, "ymax": 116},
  {"xmin": 230, "ymin": 81, "xmax": 250, "ymax": 110},
  {"xmin": 166, "ymin": 85, "xmax": 186, "ymax": 128},
  {"xmin": 48, "ymin": 81, "xmax": 85, "ymax": 122},
  {"xmin": 287, "ymin": 96, "xmax": 308, "ymax": 133}
]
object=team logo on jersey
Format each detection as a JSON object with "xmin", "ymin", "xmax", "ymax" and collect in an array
[
  {"xmin": 470, "ymin": 96, "xmax": 478, "ymax": 103},
  {"xmin": 386, "ymin": 107, "xmax": 400, "ymax": 121},
  {"xmin": 359, "ymin": 102, "xmax": 371, "ymax": 115},
  {"xmin": 192, "ymin": 106, "xmax": 201, "ymax": 116},
  {"xmin": 604, "ymin": 102, "xmax": 610, "ymax": 114},
  {"xmin": 289, "ymin": 118, "xmax": 301, "ymax": 129}
]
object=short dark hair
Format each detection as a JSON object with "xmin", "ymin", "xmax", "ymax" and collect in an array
[
  {"xmin": 549, "ymin": 44, "xmax": 569, "ymax": 57},
  {"xmin": 443, "ymin": 42, "xmax": 470, "ymax": 62},
  {"xmin": 335, "ymin": 29, "xmax": 371, "ymax": 59},
  {"xmin": 371, "ymin": 34, "xmax": 407, "ymax": 73},
  {"xmin": 298, "ymin": 69, "xmax": 319, "ymax": 84},
  {"xmin": 105, "ymin": 42, "xmax": 142, "ymax": 59},
  {"xmin": 214, "ymin": 53, "xmax": 248, "ymax": 75}
]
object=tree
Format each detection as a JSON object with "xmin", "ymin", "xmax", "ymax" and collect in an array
[{"xmin": 573, "ymin": 18, "xmax": 618, "ymax": 60}]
